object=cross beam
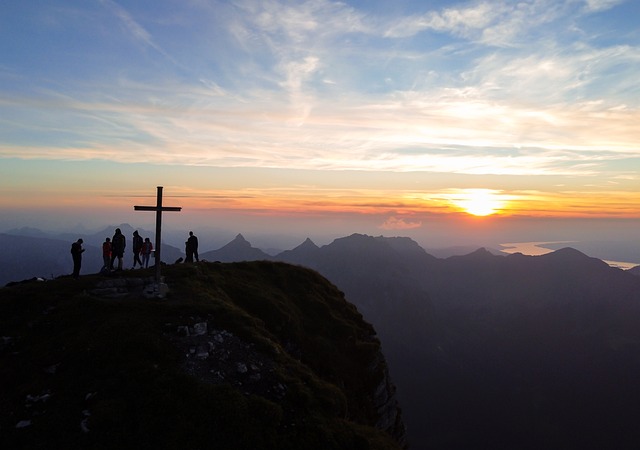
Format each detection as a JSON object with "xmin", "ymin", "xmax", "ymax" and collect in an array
[{"xmin": 134, "ymin": 186, "xmax": 182, "ymax": 284}]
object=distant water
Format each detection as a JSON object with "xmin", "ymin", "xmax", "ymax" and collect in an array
[{"xmin": 500, "ymin": 241, "xmax": 639, "ymax": 270}]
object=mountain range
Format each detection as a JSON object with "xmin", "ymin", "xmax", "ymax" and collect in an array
[
  {"xmin": 199, "ymin": 233, "xmax": 640, "ymax": 449},
  {"xmin": 3, "ymin": 228, "xmax": 640, "ymax": 448}
]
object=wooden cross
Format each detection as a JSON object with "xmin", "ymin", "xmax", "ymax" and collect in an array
[{"xmin": 134, "ymin": 186, "xmax": 182, "ymax": 284}]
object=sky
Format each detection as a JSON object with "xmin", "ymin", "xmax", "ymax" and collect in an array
[{"xmin": 0, "ymin": 0, "xmax": 639, "ymax": 255}]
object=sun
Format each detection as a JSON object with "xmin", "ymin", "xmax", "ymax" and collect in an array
[{"xmin": 453, "ymin": 189, "xmax": 505, "ymax": 216}]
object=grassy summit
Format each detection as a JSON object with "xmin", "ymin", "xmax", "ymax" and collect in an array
[{"xmin": 0, "ymin": 261, "xmax": 404, "ymax": 450}]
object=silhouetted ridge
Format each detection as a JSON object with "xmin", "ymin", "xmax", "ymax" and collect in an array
[
  {"xmin": 540, "ymin": 246, "xmax": 606, "ymax": 264},
  {"xmin": 276, "ymin": 238, "xmax": 320, "ymax": 265},
  {"xmin": 321, "ymin": 234, "xmax": 435, "ymax": 267},
  {"xmin": 4, "ymin": 227, "xmax": 49, "ymax": 238},
  {"xmin": 447, "ymin": 246, "xmax": 498, "ymax": 261},
  {"xmin": 374, "ymin": 235, "xmax": 421, "ymax": 252}
]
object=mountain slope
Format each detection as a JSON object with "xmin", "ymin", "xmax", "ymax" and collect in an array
[
  {"xmin": 405, "ymin": 247, "xmax": 640, "ymax": 448},
  {"xmin": 0, "ymin": 262, "xmax": 406, "ymax": 450},
  {"xmin": 271, "ymin": 235, "xmax": 640, "ymax": 449}
]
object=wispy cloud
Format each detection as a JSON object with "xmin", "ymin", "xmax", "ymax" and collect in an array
[
  {"xmin": 582, "ymin": 0, "xmax": 626, "ymax": 13},
  {"xmin": 100, "ymin": 0, "xmax": 152, "ymax": 46},
  {"xmin": 99, "ymin": 0, "xmax": 183, "ymax": 68}
]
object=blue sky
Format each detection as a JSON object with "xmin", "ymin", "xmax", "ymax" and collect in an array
[{"xmin": 0, "ymin": 0, "xmax": 639, "ymax": 251}]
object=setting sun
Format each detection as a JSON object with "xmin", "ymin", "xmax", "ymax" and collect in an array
[{"xmin": 452, "ymin": 189, "xmax": 506, "ymax": 216}]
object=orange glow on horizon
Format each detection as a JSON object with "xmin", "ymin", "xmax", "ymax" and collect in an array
[
  {"xmin": 158, "ymin": 187, "xmax": 640, "ymax": 219},
  {"xmin": 1, "ymin": 186, "xmax": 639, "ymax": 221}
]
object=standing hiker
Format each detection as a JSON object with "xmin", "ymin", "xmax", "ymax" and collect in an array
[
  {"xmin": 110, "ymin": 228, "xmax": 126, "ymax": 271},
  {"xmin": 187, "ymin": 231, "xmax": 199, "ymax": 263},
  {"xmin": 132, "ymin": 230, "xmax": 143, "ymax": 268},
  {"xmin": 71, "ymin": 238, "xmax": 85, "ymax": 279},
  {"xmin": 140, "ymin": 237, "xmax": 153, "ymax": 269},
  {"xmin": 102, "ymin": 237, "xmax": 112, "ymax": 272}
]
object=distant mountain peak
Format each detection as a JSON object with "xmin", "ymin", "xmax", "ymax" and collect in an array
[
  {"xmin": 300, "ymin": 237, "xmax": 318, "ymax": 248},
  {"xmin": 550, "ymin": 247, "xmax": 586, "ymax": 257},
  {"xmin": 199, "ymin": 233, "xmax": 271, "ymax": 262},
  {"xmin": 470, "ymin": 247, "xmax": 493, "ymax": 256},
  {"xmin": 228, "ymin": 233, "xmax": 251, "ymax": 248},
  {"xmin": 541, "ymin": 247, "xmax": 589, "ymax": 262},
  {"xmin": 448, "ymin": 247, "xmax": 498, "ymax": 261},
  {"xmin": 274, "ymin": 237, "xmax": 320, "ymax": 263},
  {"xmin": 540, "ymin": 247, "xmax": 608, "ymax": 267}
]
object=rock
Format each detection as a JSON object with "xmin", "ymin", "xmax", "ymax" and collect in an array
[
  {"xmin": 192, "ymin": 322, "xmax": 207, "ymax": 336},
  {"xmin": 15, "ymin": 420, "xmax": 31, "ymax": 429},
  {"xmin": 26, "ymin": 392, "xmax": 51, "ymax": 404},
  {"xmin": 196, "ymin": 345, "xmax": 209, "ymax": 359}
]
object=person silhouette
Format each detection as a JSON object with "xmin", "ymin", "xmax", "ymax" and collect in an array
[
  {"xmin": 110, "ymin": 228, "xmax": 126, "ymax": 271},
  {"xmin": 187, "ymin": 231, "xmax": 199, "ymax": 262},
  {"xmin": 132, "ymin": 230, "xmax": 143, "ymax": 268},
  {"xmin": 71, "ymin": 238, "xmax": 85, "ymax": 279},
  {"xmin": 102, "ymin": 237, "xmax": 112, "ymax": 272},
  {"xmin": 140, "ymin": 237, "xmax": 153, "ymax": 268}
]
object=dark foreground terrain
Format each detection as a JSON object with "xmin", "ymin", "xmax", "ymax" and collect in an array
[{"xmin": 0, "ymin": 262, "xmax": 406, "ymax": 450}]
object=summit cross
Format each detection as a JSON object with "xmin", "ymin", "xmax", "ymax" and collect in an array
[{"xmin": 134, "ymin": 186, "xmax": 182, "ymax": 285}]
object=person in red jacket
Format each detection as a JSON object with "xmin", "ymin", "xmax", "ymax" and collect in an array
[{"xmin": 140, "ymin": 237, "xmax": 153, "ymax": 269}]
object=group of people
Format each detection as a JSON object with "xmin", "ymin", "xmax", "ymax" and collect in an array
[
  {"xmin": 101, "ymin": 228, "xmax": 155, "ymax": 272},
  {"xmin": 70, "ymin": 229, "xmax": 199, "ymax": 278}
]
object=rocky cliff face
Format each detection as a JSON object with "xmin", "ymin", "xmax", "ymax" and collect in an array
[{"xmin": 0, "ymin": 261, "xmax": 406, "ymax": 450}]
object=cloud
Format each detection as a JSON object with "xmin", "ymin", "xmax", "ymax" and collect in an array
[
  {"xmin": 381, "ymin": 0, "xmax": 571, "ymax": 47},
  {"xmin": 582, "ymin": 0, "xmax": 626, "ymax": 13},
  {"xmin": 383, "ymin": 2, "xmax": 500, "ymax": 39},
  {"xmin": 380, "ymin": 216, "xmax": 423, "ymax": 230},
  {"xmin": 379, "ymin": 0, "xmax": 630, "ymax": 48},
  {"xmin": 100, "ymin": 0, "xmax": 153, "ymax": 46}
]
